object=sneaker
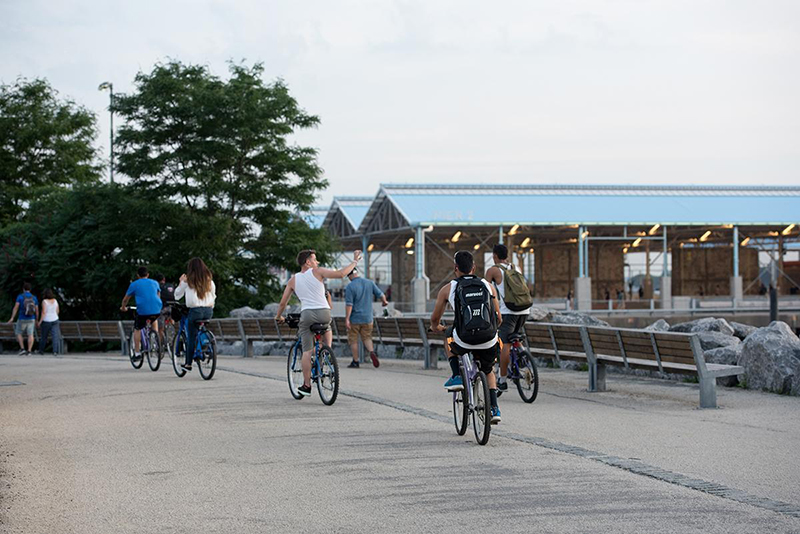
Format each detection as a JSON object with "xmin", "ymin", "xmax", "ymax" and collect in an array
[
  {"xmin": 17, "ymin": 349, "xmax": 26, "ymax": 356},
  {"xmin": 347, "ymin": 360, "xmax": 360, "ymax": 368},
  {"xmin": 497, "ymin": 380, "xmax": 508, "ymax": 397},
  {"xmin": 297, "ymin": 384, "xmax": 312, "ymax": 397},
  {"xmin": 444, "ymin": 375, "xmax": 463, "ymax": 391},
  {"xmin": 181, "ymin": 364, "xmax": 192, "ymax": 372},
  {"xmin": 491, "ymin": 406, "xmax": 502, "ymax": 425},
  {"xmin": 370, "ymin": 351, "xmax": 380, "ymax": 368}
]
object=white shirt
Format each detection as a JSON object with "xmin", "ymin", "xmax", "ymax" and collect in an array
[
  {"xmin": 495, "ymin": 263, "xmax": 531, "ymax": 316},
  {"xmin": 42, "ymin": 299, "xmax": 59, "ymax": 322},
  {"xmin": 294, "ymin": 269, "xmax": 330, "ymax": 311},
  {"xmin": 447, "ymin": 278, "xmax": 499, "ymax": 350},
  {"xmin": 175, "ymin": 280, "xmax": 216, "ymax": 308}
]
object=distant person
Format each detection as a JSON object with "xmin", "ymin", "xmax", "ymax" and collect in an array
[
  {"xmin": 638, "ymin": 285, "xmax": 644, "ymax": 299},
  {"xmin": 174, "ymin": 258, "xmax": 216, "ymax": 372},
  {"xmin": 37, "ymin": 288, "xmax": 61, "ymax": 355},
  {"xmin": 344, "ymin": 267, "xmax": 388, "ymax": 368},
  {"xmin": 153, "ymin": 272, "xmax": 175, "ymax": 342},
  {"xmin": 7, "ymin": 282, "xmax": 39, "ymax": 355},
  {"xmin": 120, "ymin": 267, "xmax": 162, "ymax": 360},
  {"xmin": 604, "ymin": 288, "xmax": 610, "ymax": 301}
]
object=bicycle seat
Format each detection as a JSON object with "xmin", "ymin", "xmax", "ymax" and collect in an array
[
  {"xmin": 193, "ymin": 319, "xmax": 209, "ymax": 326},
  {"xmin": 508, "ymin": 333, "xmax": 524, "ymax": 343},
  {"xmin": 310, "ymin": 323, "xmax": 329, "ymax": 334}
]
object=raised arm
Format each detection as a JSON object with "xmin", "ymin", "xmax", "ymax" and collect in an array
[
  {"xmin": 314, "ymin": 250, "xmax": 362, "ymax": 280},
  {"xmin": 275, "ymin": 277, "xmax": 296, "ymax": 322}
]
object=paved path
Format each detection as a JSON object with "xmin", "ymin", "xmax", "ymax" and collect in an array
[{"xmin": 1, "ymin": 353, "xmax": 799, "ymax": 533}]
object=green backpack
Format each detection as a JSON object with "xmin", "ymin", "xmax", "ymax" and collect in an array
[{"xmin": 498, "ymin": 264, "xmax": 533, "ymax": 311}]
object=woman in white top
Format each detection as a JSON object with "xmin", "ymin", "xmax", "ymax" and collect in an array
[
  {"xmin": 174, "ymin": 257, "xmax": 216, "ymax": 371},
  {"xmin": 38, "ymin": 288, "xmax": 61, "ymax": 355},
  {"xmin": 276, "ymin": 249, "xmax": 361, "ymax": 396}
]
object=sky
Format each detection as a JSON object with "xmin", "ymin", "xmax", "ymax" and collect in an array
[{"xmin": 2, "ymin": 0, "xmax": 799, "ymax": 205}]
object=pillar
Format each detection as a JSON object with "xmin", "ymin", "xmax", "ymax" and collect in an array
[
  {"xmin": 574, "ymin": 277, "xmax": 592, "ymax": 311},
  {"xmin": 412, "ymin": 226, "xmax": 429, "ymax": 314},
  {"xmin": 731, "ymin": 226, "xmax": 743, "ymax": 302},
  {"xmin": 362, "ymin": 235, "xmax": 370, "ymax": 279},
  {"xmin": 661, "ymin": 226, "xmax": 671, "ymax": 309}
]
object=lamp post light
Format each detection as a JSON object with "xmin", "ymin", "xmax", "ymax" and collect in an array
[{"xmin": 98, "ymin": 81, "xmax": 114, "ymax": 183}]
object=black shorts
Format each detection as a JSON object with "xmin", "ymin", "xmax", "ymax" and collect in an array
[
  {"xmin": 445, "ymin": 327, "xmax": 499, "ymax": 375},
  {"xmin": 498, "ymin": 314, "xmax": 527, "ymax": 343},
  {"xmin": 134, "ymin": 314, "xmax": 161, "ymax": 330}
]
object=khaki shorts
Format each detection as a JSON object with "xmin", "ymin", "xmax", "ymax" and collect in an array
[
  {"xmin": 15, "ymin": 320, "xmax": 35, "ymax": 337},
  {"xmin": 347, "ymin": 322, "xmax": 374, "ymax": 345}
]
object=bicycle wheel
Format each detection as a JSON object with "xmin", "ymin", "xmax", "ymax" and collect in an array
[
  {"xmin": 128, "ymin": 331, "xmax": 143, "ymax": 369},
  {"xmin": 287, "ymin": 339, "xmax": 305, "ymax": 400},
  {"xmin": 146, "ymin": 329, "xmax": 161, "ymax": 371},
  {"xmin": 163, "ymin": 322, "xmax": 175, "ymax": 358},
  {"xmin": 197, "ymin": 330, "xmax": 216, "ymax": 380},
  {"xmin": 316, "ymin": 344, "xmax": 339, "ymax": 406},
  {"xmin": 471, "ymin": 371, "xmax": 491, "ymax": 445},
  {"xmin": 515, "ymin": 351, "xmax": 539, "ymax": 404},
  {"xmin": 172, "ymin": 330, "xmax": 187, "ymax": 378},
  {"xmin": 453, "ymin": 388, "xmax": 468, "ymax": 436}
]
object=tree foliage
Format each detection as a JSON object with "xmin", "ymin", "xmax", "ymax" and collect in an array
[{"xmin": 0, "ymin": 78, "xmax": 101, "ymax": 224}]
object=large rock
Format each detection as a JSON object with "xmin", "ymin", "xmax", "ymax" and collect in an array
[
  {"xmin": 262, "ymin": 303, "xmax": 280, "ymax": 316},
  {"xmin": 729, "ymin": 321, "xmax": 757, "ymax": 341},
  {"xmin": 528, "ymin": 306, "xmax": 554, "ymax": 322},
  {"xmin": 738, "ymin": 321, "xmax": 800, "ymax": 395},
  {"xmin": 670, "ymin": 317, "xmax": 735, "ymax": 337},
  {"xmin": 549, "ymin": 312, "xmax": 610, "ymax": 327},
  {"xmin": 704, "ymin": 344, "xmax": 744, "ymax": 387},
  {"xmin": 229, "ymin": 306, "xmax": 262, "ymax": 318},
  {"xmin": 697, "ymin": 331, "xmax": 740, "ymax": 351},
  {"xmin": 645, "ymin": 319, "xmax": 670, "ymax": 332}
]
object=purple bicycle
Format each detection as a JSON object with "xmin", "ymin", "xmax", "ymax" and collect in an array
[{"xmin": 452, "ymin": 350, "xmax": 492, "ymax": 445}]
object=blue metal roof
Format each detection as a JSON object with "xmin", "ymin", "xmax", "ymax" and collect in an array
[
  {"xmin": 367, "ymin": 184, "xmax": 800, "ymax": 227},
  {"xmin": 303, "ymin": 206, "xmax": 328, "ymax": 229},
  {"xmin": 322, "ymin": 196, "xmax": 373, "ymax": 233}
]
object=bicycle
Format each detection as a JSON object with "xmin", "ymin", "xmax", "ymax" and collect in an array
[
  {"xmin": 170, "ymin": 303, "xmax": 217, "ymax": 380},
  {"xmin": 496, "ymin": 332, "xmax": 539, "ymax": 403},
  {"xmin": 285, "ymin": 313, "xmax": 339, "ymax": 405},
  {"xmin": 125, "ymin": 306, "xmax": 161, "ymax": 371},
  {"xmin": 453, "ymin": 349, "xmax": 492, "ymax": 445}
]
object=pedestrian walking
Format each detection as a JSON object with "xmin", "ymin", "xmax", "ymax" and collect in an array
[
  {"xmin": 344, "ymin": 267, "xmax": 388, "ymax": 368},
  {"xmin": 38, "ymin": 288, "xmax": 61, "ymax": 355},
  {"xmin": 7, "ymin": 282, "xmax": 39, "ymax": 355}
]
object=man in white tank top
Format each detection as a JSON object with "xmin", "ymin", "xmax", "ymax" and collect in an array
[
  {"xmin": 485, "ymin": 243, "xmax": 531, "ymax": 394},
  {"xmin": 276, "ymin": 249, "xmax": 361, "ymax": 396}
]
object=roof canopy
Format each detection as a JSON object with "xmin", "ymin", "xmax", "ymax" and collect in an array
[{"xmin": 321, "ymin": 196, "xmax": 373, "ymax": 237}]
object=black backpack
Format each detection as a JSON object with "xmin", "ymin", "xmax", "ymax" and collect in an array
[{"xmin": 453, "ymin": 276, "xmax": 497, "ymax": 345}]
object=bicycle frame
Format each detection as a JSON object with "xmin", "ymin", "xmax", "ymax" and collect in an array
[
  {"xmin": 455, "ymin": 353, "xmax": 479, "ymax": 407},
  {"xmin": 174, "ymin": 312, "xmax": 209, "ymax": 361},
  {"xmin": 290, "ymin": 333, "xmax": 324, "ymax": 381}
]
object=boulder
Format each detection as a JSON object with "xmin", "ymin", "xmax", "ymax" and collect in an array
[
  {"xmin": 261, "ymin": 303, "xmax": 280, "ymax": 316},
  {"xmin": 670, "ymin": 317, "xmax": 735, "ymax": 337},
  {"xmin": 738, "ymin": 321, "xmax": 800, "ymax": 395},
  {"xmin": 645, "ymin": 319, "xmax": 671, "ymax": 332},
  {"xmin": 697, "ymin": 331, "xmax": 740, "ymax": 351},
  {"xmin": 549, "ymin": 312, "xmax": 610, "ymax": 327},
  {"xmin": 704, "ymin": 344, "xmax": 744, "ymax": 387},
  {"xmin": 528, "ymin": 306, "xmax": 554, "ymax": 322},
  {"xmin": 729, "ymin": 321, "xmax": 757, "ymax": 341},
  {"xmin": 229, "ymin": 306, "xmax": 262, "ymax": 318}
]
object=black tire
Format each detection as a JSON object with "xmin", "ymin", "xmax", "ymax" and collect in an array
[
  {"xmin": 471, "ymin": 371, "xmax": 491, "ymax": 445},
  {"xmin": 316, "ymin": 344, "xmax": 339, "ymax": 406},
  {"xmin": 515, "ymin": 351, "xmax": 539, "ymax": 404},
  {"xmin": 128, "ymin": 331, "xmax": 143, "ymax": 369},
  {"xmin": 172, "ymin": 330, "xmax": 186, "ymax": 378},
  {"xmin": 163, "ymin": 322, "xmax": 176, "ymax": 359},
  {"xmin": 287, "ymin": 339, "xmax": 304, "ymax": 400},
  {"xmin": 453, "ymin": 388, "xmax": 468, "ymax": 436},
  {"xmin": 146, "ymin": 329, "xmax": 161, "ymax": 371},
  {"xmin": 197, "ymin": 330, "xmax": 216, "ymax": 380}
]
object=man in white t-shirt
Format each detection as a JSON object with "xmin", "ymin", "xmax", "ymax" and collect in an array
[{"xmin": 485, "ymin": 243, "xmax": 531, "ymax": 394}]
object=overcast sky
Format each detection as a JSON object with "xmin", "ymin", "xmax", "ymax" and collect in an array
[{"xmin": 2, "ymin": 0, "xmax": 799, "ymax": 205}]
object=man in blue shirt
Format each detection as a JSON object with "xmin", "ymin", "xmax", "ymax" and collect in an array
[
  {"xmin": 344, "ymin": 268, "xmax": 388, "ymax": 368},
  {"xmin": 120, "ymin": 267, "xmax": 162, "ymax": 358},
  {"xmin": 7, "ymin": 282, "xmax": 39, "ymax": 355}
]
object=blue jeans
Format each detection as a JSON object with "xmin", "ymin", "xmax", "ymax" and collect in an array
[
  {"xmin": 186, "ymin": 307, "xmax": 213, "ymax": 366},
  {"xmin": 39, "ymin": 320, "xmax": 61, "ymax": 354}
]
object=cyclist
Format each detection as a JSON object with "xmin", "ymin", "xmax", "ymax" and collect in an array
[
  {"xmin": 430, "ymin": 250, "xmax": 503, "ymax": 424},
  {"xmin": 153, "ymin": 273, "xmax": 176, "ymax": 343},
  {"xmin": 121, "ymin": 267, "xmax": 162, "ymax": 359},
  {"xmin": 174, "ymin": 258, "xmax": 216, "ymax": 372},
  {"xmin": 276, "ymin": 249, "xmax": 361, "ymax": 397},
  {"xmin": 485, "ymin": 243, "xmax": 532, "ymax": 395}
]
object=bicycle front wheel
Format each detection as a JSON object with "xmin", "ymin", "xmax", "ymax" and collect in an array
[
  {"xmin": 453, "ymin": 388, "xmax": 468, "ymax": 436},
  {"xmin": 316, "ymin": 344, "xmax": 339, "ymax": 406},
  {"xmin": 471, "ymin": 371, "xmax": 491, "ymax": 445},
  {"xmin": 147, "ymin": 329, "xmax": 161, "ymax": 371},
  {"xmin": 172, "ymin": 330, "xmax": 187, "ymax": 378},
  {"xmin": 129, "ymin": 331, "xmax": 143, "ymax": 369},
  {"xmin": 287, "ymin": 339, "xmax": 305, "ymax": 400},
  {"xmin": 515, "ymin": 351, "xmax": 539, "ymax": 404},
  {"xmin": 197, "ymin": 331, "xmax": 216, "ymax": 380}
]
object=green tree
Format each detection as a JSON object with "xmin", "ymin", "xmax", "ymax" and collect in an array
[{"xmin": 0, "ymin": 78, "xmax": 101, "ymax": 224}]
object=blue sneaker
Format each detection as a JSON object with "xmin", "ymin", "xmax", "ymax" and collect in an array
[
  {"xmin": 444, "ymin": 375, "xmax": 463, "ymax": 391},
  {"xmin": 491, "ymin": 406, "xmax": 501, "ymax": 424}
]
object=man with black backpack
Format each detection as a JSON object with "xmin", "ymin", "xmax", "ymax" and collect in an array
[
  {"xmin": 430, "ymin": 250, "xmax": 503, "ymax": 424},
  {"xmin": 486, "ymin": 244, "xmax": 533, "ymax": 395},
  {"xmin": 7, "ymin": 282, "xmax": 39, "ymax": 355}
]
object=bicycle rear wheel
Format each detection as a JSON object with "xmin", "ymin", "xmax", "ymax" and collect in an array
[
  {"xmin": 287, "ymin": 339, "xmax": 305, "ymax": 399},
  {"xmin": 515, "ymin": 351, "xmax": 539, "ymax": 403},
  {"xmin": 471, "ymin": 371, "xmax": 491, "ymax": 445},
  {"xmin": 172, "ymin": 330, "xmax": 187, "ymax": 378},
  {"xmin": 128, "ymin": 331, "xmax": 143, "ymax": 369},
  {"xmin": 146, "ymin": 329, "xmax": 161, "ymax": 371},
  {"xmin": 316, "ymin": 344, "xmax": 339, "ymax": 406},
  {"xmin": 197, "ymin": 330, "xmax": 216, "ymax": 380}
]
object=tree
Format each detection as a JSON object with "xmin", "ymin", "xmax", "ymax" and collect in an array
[{"xmin": 0, "ymin": 78, "xmax": 101, "ymax": 224}]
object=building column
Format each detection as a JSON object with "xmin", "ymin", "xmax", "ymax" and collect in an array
[
  {"xmin": 730, "ymin": 226, "xmax": 743, "ymax": 302},
  {"xmin": 661, "ymin": 226, "xmax": 671, "ymax": 309},
  {"xmin": 575, "ymin": 226, "xmax": 592, "ymax": 310},
  {"xmin": 412, "ymin": 226, "xmax": 429, "ymax": 314},
  {"xmin": 362, "ymin": 235, "xmax": 370, "ymax": 279}
]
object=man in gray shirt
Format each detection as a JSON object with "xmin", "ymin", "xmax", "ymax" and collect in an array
[{"xmin": 345, "ymin": 268, "xmax": 388, "ymax": 368}]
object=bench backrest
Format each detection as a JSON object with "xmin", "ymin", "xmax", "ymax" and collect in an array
[{"xmin": 585, "ymin": 325, "xmax": 701, "ymax": 373}]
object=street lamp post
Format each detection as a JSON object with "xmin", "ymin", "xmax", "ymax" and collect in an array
[{"xmin": 98, "ymin": 82, "xmax": 114, "ymax": 183}]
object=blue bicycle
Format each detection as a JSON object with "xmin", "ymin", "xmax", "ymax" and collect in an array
[
  {"xmin": 285, "ymin": 313, "xmax": 339, "ymax": 405},
  {"xmin": 495, "ymin": 332, "xmax": 539, "ymax": 403},
  {"xmin": 170, "ymin": 303, "xmax": 216, "ymax": 380}
]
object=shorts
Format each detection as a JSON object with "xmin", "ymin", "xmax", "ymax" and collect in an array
[
  {"xmin": 445, "ymin": 326, "xmax": 499, "ymax": 375},
  {"xmin": 347, "ymin": 322, "xmax": 373, "ymax": 345},
  {"xmin": 15, "ymin": 320, "xmax": 35, "ymax": 337},
  {"xmin": 134, "ymin": 314, "xmax": 161, "ymax": 330},
  {"xmin": 299, "ymin": 308, "xmax": 331, "ymax": 352},
  {"xmin": 498, "ymin": 314, "xmax": 527, "ymax": 343}
]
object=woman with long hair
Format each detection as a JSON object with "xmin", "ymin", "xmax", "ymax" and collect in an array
[
  {"xmin": 38, "ymin": 288, "xmax": 61, "ymax": 355},
  {"xmin": 174, "ymin": 257, "xmax": 216, "ymax": 372}
]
